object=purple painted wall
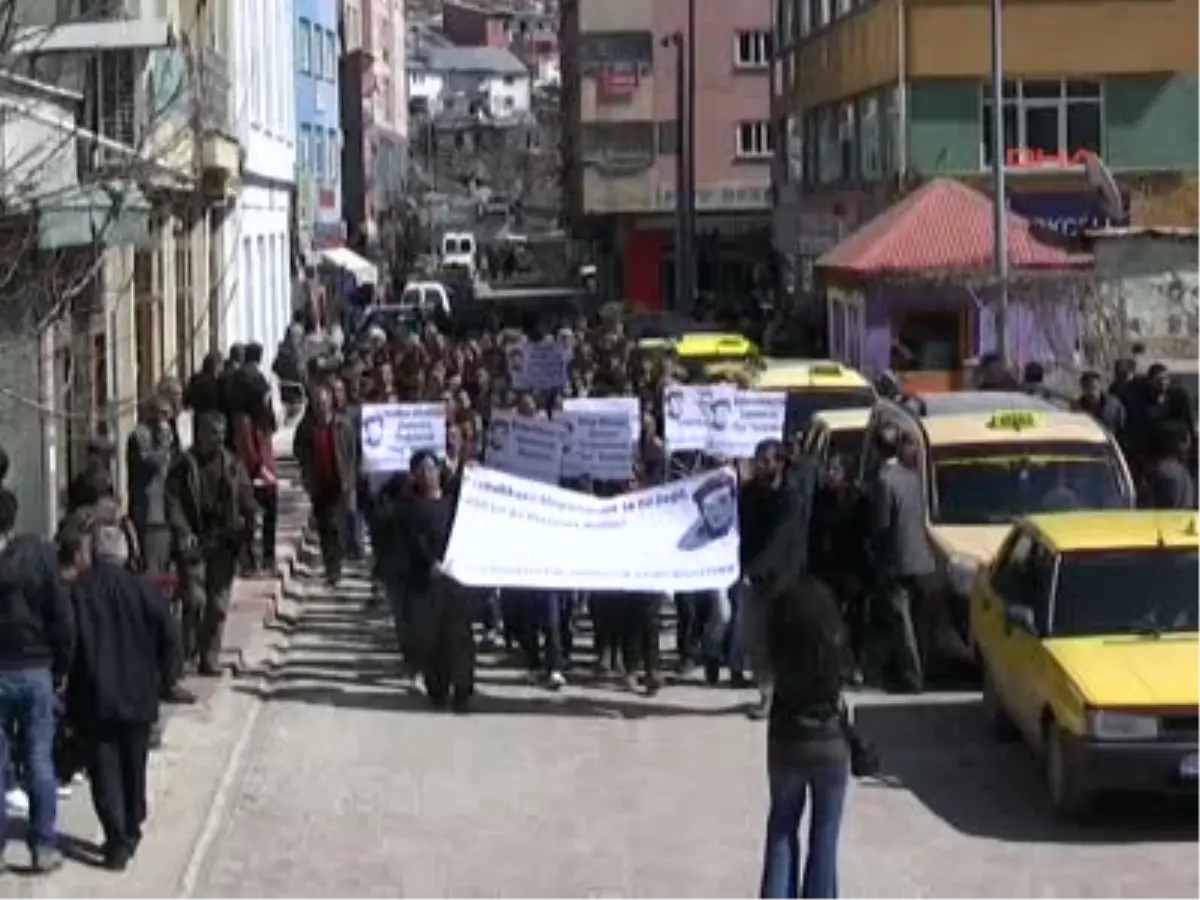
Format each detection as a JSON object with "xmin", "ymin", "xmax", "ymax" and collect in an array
[{"xmin": 851, "ymin": 282, "xmax": 1080, "ymax": 377}]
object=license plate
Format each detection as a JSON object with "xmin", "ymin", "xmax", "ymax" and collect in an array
[{"xmin": 1180, "ymin": 754, "xmax": 1198, "ymax": 779}]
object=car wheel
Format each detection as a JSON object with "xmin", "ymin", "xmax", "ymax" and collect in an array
[
  {"xmin": 1045, "ymin": 723, "xmax": 1092, "ymax": 821},
  {"xmin": 981, "ymin": 666, "xmax": 1017, "ymax": 740}
]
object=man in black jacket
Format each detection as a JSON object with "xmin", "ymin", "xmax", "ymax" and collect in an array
[
  {"xmin": 68, "ymin": 523, "xmax": 177, "ymax": 870},
  {"xmin": 0, "ymin": 490, "xmax": 73, "ymax": 873}
]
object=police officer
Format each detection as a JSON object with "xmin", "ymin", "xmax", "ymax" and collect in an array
[{"xmin": 164, "ymin": 413, "xmax": 257, "ymax": 676}]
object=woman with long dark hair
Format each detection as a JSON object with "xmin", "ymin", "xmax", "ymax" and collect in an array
[{"xmin": 759, "ymin": 576, "xmax": 850, "ymax": 899}]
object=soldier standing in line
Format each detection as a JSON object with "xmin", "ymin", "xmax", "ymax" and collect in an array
[{"xmin": 164, "ymin": 413, "xmax": 258, "ymax": 677}]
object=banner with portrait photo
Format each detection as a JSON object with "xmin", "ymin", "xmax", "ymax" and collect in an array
[
  {"xmin": 443, "ymin": 465, "xmax": 740, "ymax": 593},
  {"xmin": 559, "ymin": 409, "xmax": 634, "ymax": 482},
  {"xmin": 360, "ymin": 402, "xmax": 447, "ymax": 473},
  {"xmin": 484, "ymin": 411, "xmax": 564, "ymax": 484},
  {"xmin": 663, "ymin": 384, "xmax": 735, "ymax": 452},
  {"xmin": 507, "ymin": 338, "xmax": 569, "ymax": 393}
]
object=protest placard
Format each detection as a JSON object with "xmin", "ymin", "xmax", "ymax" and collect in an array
[
  {"xmin": 360, "ymin": 402, "xmax": 446, "ymax": 473},
  {"xmin": 563, "ymin": 395, "xmax": 641, "ymax": 441},
  {"xmin": 663, "ymin": 384, "xmax": 735, "ymax": 452},
  {"xmin": 507, "ymin": 338, "xmax": 569, "ymax": 393},
  {"xmin": 559, "ymin": 410, "xmax": 634, "ymax": 482},
  {"xmin": 709, "ymin": 390, "xmax": 786, "ymax": 458},
  {"xmin": 485, "ymin": 411, "xmax": 565, "ymax": 484}
]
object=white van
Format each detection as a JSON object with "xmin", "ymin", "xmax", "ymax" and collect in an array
[{"xmin": 439, "ymin": 232, "xmax": 477, "ymax": 279}]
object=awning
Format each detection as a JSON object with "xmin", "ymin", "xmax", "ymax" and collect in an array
[{"xmin": 318, "ymin": 246, "xmax": 378, "ymax": 285}]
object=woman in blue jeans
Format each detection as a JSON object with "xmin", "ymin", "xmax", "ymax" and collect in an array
[{"xmin": 759, "ymin": 576, "xmax": 851, "ymax": 899}]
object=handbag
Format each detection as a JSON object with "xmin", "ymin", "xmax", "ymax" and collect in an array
[{"xmin": 839, "ymin": 700, "xmax": 880, "ymax": 778}]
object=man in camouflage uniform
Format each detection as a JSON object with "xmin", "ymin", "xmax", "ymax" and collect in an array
[{"xmin": 164, "ymin": 413, "xmax": 257, "ymax": 676}]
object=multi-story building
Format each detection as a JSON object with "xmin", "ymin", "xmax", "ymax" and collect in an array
[
  {"xmin": 296, "ymin": 0, "xmax": 344, "ymax": 249},
  {"xmin": 442, "ymin": 0, "xmax": 561, "ymax": 88},
  {"xmin": 408, "ymin": 46, "xmax": 532, "ymax": 121},
  {"xmin": 0, "ymin": 0, "xmax": 240, "ymax": 534},
  {"xmin": 561, "ymin": 0, "xmax": 775, "ymax": 312},
  {"xmin": 341, "ymin": 0, "xmax": 408, "ymax": 252},
  {"xmin": 232, "ymin": 0, "xmax": 295, "ymax": 362},
  {"xmin": 771, "ymin": 0, "xmax": 1198, "ymax": 378}
]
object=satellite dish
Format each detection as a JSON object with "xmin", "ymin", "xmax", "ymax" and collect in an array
[{"xmin": 1083, "ymin": 152, "xmax": 1127, "ymax": 224}]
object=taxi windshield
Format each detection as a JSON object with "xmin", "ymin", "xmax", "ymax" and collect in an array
[
  {"xmin": 1051, "ymin": 548, "xmax": 1199, "ymax": 638},
  {"xmin": 785, "ymin": 389, "xmax": 875, "ymax": 437},
  {"xmin": 930, "ymin": 441, "xmax": 1129, "ymax": 526}
]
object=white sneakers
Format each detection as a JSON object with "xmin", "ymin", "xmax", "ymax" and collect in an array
[{"xmin": 4, "ymin": 787, "xmax": 28, "ymax": 815}]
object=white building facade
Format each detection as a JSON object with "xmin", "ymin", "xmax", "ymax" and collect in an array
[{"xmin": 231, "ymin": 0, "xmax": 296, "ymax": 364}]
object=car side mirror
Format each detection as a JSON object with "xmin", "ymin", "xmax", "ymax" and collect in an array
[{"xmin": 1004, "ymin": 604, "xmax": 1036, "ymax": 634}]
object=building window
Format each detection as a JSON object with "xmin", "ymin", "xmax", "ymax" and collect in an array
[
  {"xmin": 799, "ymin": 0, "xmax": 812, "ymax": 38},
  {"xmin": 328, "ymin": 128, "xmax": 339, "ymax": 182},
  {"xmin": 581, "ymin": 122, "xmax": 655, "ymax": 169},
  {"xmin": 981, "ymin": 78, "xmax": 1103, "ymax": 169},
  {"xmin": 346, "ymin": 6, "xmax": 360, "ymax": 48},
  {"xmin": 324, "ymin": 30, "xmax": 337, "ymax": 81},
  {"xmin": 577, "ymin": 31, "xmax": 653, "ymax": 74},
  {"xmin": 838, "ymin": 101, "xmax": 856, "ymax": 181},
  {"xmin": 735, "ymin": 121, "xmax": 772, "ymax": 159},
  {"xmin": 734, "ymin": 31, "xmax": 772, "ymax": 69},
  {"xmin": 298, "ymin": 19, "xmax": 311, "ymax": 73},
  {"xmin": 835, "ymin": 0, "xmax": 852, "ymax": 17},
  {"xmin": 299, "ymin": 124, "xmax": 311, "ymax": 170},
  {"xmin": 657, "ymin": 119, "xmax": 678, "ymax": 156},
  {"xmin": 817, "ymin": 107, "xmax": 838, "ymax": 183},
  {"xmin": 310, "ymin": 26, "xmax": 323, "ymax": 79},
  {"xmin": 314, "ymin": 129, "xmax": 325, "ymax": 179},
  {"xmin": 859, "ymin": 95, "xmax": 881, "ymax": 180}
]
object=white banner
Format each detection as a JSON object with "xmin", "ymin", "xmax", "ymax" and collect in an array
[
  {"xmin": 559, "ymin": 410, "xmax": 634, "ymax": 481},
  {"xmin": 507, "ymin": 338, "xmax": 569, "ymax": 393},
  {"xmin": 564, "ymin": 395, "xmax": 642, "ymax": 441},
  {"xmin": 485, "ymin": 411, "xmax": 564, "ymax": 484},
  {"xmin": 663, "ymin": 384, "xmax": 735, "ymax": 452},
  {"xmin": 663, "ymin": 387, "xmax": 784, "ymax": 458},
  {"xmin": 444, "ymin": 465, "xmax": 740, "ymax": 592},
  {"xmin": 361, "ymin": 402, "xmax": 446, "ymax": 473}
]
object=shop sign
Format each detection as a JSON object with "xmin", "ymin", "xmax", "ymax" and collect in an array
[{"xmin": 1009, "ymin": 191, "xmax": 1129, "ymax": 237}]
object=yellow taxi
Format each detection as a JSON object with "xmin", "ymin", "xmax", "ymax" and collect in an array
[
  {"xmin": 970, "ymin": 510, "xmax": 1198, "ymax": 818},
  {"xmin": 753, "ymin": 359, "xmax": 875, "ymax": 437},
  {"xmin": 860, "ymin": 391, "xmax": 1137, "ymax": 657},
  {"xmin": 636, "ymin": 332, "xmax": 761, "ymax": 382},
  {"xmin": 800, "ymin": 407, "xmax": 872, "ymax": 473}
]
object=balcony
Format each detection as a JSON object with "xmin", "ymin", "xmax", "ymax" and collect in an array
[{"xmin": 195, "ymin": 48, "xmax": 239, "ymax": 189}]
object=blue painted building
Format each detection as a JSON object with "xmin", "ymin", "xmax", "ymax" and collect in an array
[{"xmin": 295, "ymin": 0, "xmax": 342, "ymax": 245}]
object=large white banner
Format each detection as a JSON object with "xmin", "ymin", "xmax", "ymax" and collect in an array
[
  {"xmin": 361, "ymin": 402, "xmax": 447, "ymax": 473},
  {"xmin": 559, "ymin": 409, "xmax": 634, "ymax": 481},
  {"xmin": 507, "ymin": 338, "xmax": 569, "ymax": 393},
  {"xmin": 443, "ymin": 465, "xmax": 740, "ymax": 592},
  {"xmin": 663, "ymin": 386, "xmax": 785, "ymax": 458},
  {"xmin": 485, "ymin": 411, "xmax": 564, "ymax": 484}
]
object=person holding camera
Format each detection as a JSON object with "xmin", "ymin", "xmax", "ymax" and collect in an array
[{"xmin": 759, "ymin": 575, "xmax": 864, "ymax": 899}]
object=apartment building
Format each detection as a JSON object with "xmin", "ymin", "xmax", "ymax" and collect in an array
[
  {"xmin": 296, "ymin": 0, "xmax": 344, "ymax": 248},
  {"xmin": 772, "ymin": 0, "xmax": 1199, "ymax": 288},
  {"xmin": 341, "ymin": 0, "xmax": 408, "ymax": 252},
  {"xmin": 561, "ymin": 0, "xmax": 775, "ymax": 311},
  {"xmin": 442, "ymin": 1, "xmax": 561, "ymax": 88}
]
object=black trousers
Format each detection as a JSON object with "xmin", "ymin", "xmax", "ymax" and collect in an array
[
  {"xmin": 419, "ymin": 577, "xmax": 476, "ymax": 702},
  {"xmin": 253, "ymin": 484, "xmax": 279, "ymax": 567},
  {"xmin": 617, "ymin": 593, "xmax": 661, "ymax": 678},
  {"xmin": 84, "ymin": 722, "xmax": 151, "ymax": 856},
  {"xmin": 312, "ymin": 492, "xmax": 347, "ymax": 582}
]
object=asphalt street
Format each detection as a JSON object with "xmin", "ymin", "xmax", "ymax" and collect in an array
[{"xmin": 7, "ymin": 556, "xmax": 1197, "ymax": 898}]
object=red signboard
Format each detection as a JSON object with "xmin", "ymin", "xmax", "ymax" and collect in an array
[
  {"xmin": 596, "ymin": 65, "xmax": 639, "ymax": 102},
  {"xmin": 1006, "ymin": 147, "xmax": 1095, "ymax": 168}
]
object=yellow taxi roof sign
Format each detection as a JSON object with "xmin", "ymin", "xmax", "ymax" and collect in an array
[
  {"xmin": 986, "ymin": 410, "xmax": 1043, "ymax": 432},
  {"xmin": 810, "ymin": 362, "xmax": 844, "ymax": 377}
]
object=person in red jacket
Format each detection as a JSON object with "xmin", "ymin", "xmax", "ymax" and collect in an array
[{"xmin": 233, "ymin": 401, "xmax": 278, "ymax": 575}]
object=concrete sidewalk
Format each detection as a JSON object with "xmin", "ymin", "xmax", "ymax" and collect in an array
[{"xmin": 0, "ymin": 448, "xmax": 315, "ymax": 897}]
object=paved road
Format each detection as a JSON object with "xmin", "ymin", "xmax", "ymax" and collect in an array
[{"xmin": 11, "ymin": 558, "xmax": 1196, "ymax": 897}]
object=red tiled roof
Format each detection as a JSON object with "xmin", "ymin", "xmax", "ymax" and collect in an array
[{"xmin": 815, "ymin": 178, "xmax": 1093, "ymax": 277}]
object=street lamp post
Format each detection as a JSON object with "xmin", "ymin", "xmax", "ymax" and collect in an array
[
  {"xmin": 662, "ymin": 30, "xmax": 687, "ymax": 314},
  {"xmin": 989, "ymin": 0, "xmax": 1010, "ymax": 365},
  {"xmin": 683, "ymin": 0, "xmax": 697, "ymax": 314}
]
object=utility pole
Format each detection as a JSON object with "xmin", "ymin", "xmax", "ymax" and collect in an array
[
  {"xmin": 989, "ymin": 0, "xmax": 1009, "ymax": 366},
  {"xmin": 682, "ymin": 0, "xmax": 697, "ymax": 315},
  {"xmin": 662, "ymin": 30, "xmax": 686, "ymax": 313}
]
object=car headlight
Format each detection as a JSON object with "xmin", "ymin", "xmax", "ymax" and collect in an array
[
  {"xmin": 946, "ymin": 554, "xmax": 979, "ymax": 598},
  {"xmin": 1087, "ymin": 710, "xmax": 1159, "ymax": 741}
]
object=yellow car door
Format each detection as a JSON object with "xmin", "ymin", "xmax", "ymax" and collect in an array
[
  {"xmin": 976, "ymin": 531, "xmax": 1034, "ymax": 709},
  {"xmin": 1000, "ymin": 541, "xmax": 1059, "ymax": 738}
]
